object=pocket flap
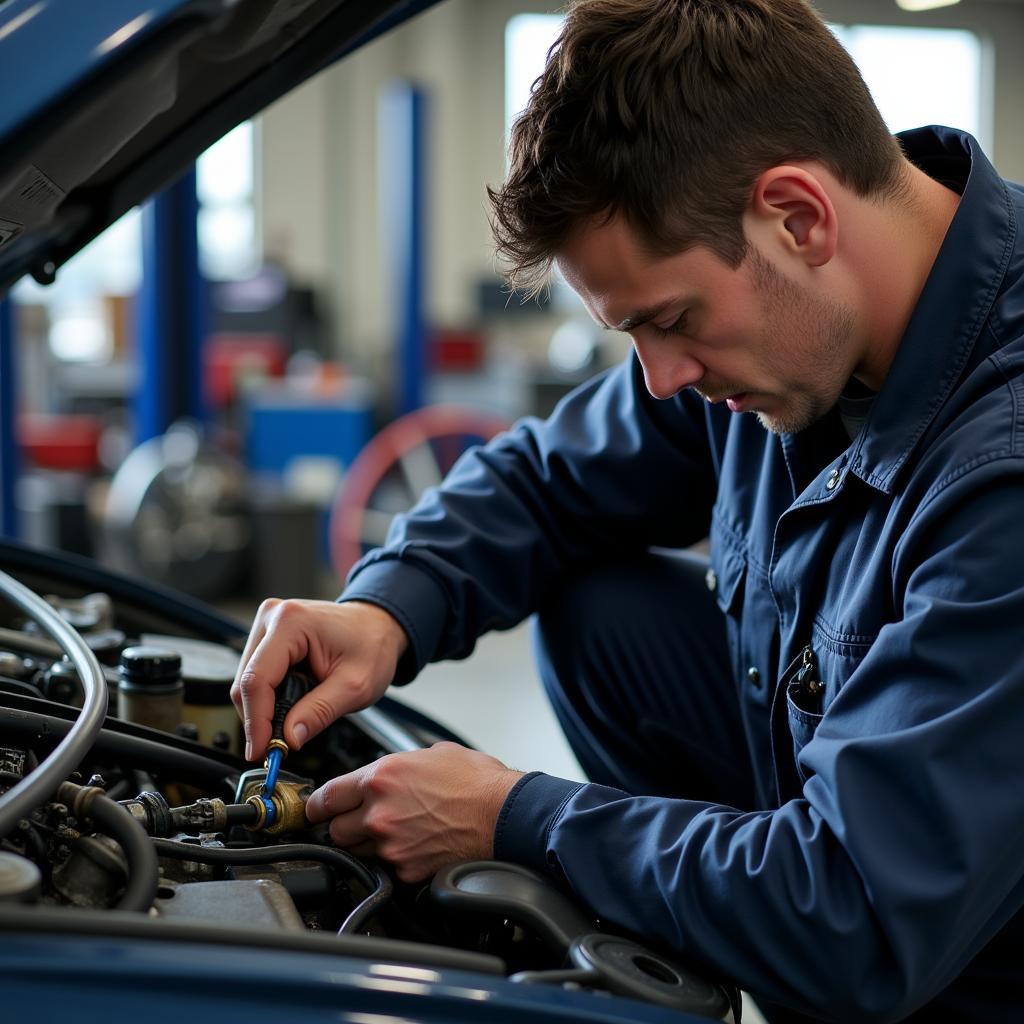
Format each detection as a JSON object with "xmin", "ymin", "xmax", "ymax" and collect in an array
[{"xmin": 708, "ymin": 543, "xmax": 747, "ymax": 614}]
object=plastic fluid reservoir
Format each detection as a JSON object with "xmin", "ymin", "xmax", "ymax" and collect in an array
[{"xmin": 117, "ymin": 646, "xmax": 184, "ymax": 733}]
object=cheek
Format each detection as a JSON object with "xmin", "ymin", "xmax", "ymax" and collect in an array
[{"xmin": 696, "ymin": 307, "xmax": 766, "ymax": 365}]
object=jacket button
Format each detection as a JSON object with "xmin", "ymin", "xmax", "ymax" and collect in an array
[
  {"xmin": 826, "ymin": 468, "xmax": 841, "ymax": 491},
  {"xmin": 747, "ymin": 666, "xmax": 761, "ymax": 687},
  {"xmin": 705, "ymin": 568, "xmax": 717, "ymax": 592}
]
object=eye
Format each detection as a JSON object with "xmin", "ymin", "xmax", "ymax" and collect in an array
[{"xmin": 650, "ymin": 311, "xmax": 688, "ymax": 337}]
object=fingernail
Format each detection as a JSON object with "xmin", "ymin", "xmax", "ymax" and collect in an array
[
  {"xmin": 245, "ymin": 741, "xmax": 252, "ymax": 761},
  {"xmin": 293, "ymin": 722, "xmax": 308, "ymax": 749}
]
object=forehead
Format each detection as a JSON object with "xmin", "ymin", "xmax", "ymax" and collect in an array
[{"xmin": 555, "ymin": 215, "xmax": 747, "ymax": 323}]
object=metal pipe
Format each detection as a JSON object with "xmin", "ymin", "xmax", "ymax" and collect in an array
[
  {"xmin": 0, "ymin": 570, "xmax": 107, "ymax": 837},
  {"xmin": 0, "ymin": 625, "xmax": 62, "ymax": 658}
]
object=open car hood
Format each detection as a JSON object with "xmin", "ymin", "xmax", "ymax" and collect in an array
[{"xmin": 0, "ymin": 0, "xmax": 441, "ymax": 295}]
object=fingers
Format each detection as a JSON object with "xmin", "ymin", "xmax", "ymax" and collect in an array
[
  {"xmin": 236, "ymin": 630, "xmax": 304, "ymax": 759},
  {"xmin": 229, "ymin": 601, "xmax": 271, "ymax": 719},
  {"xmin": 232, "ymin": 598, "xmax": 311, "ymax": 760},
  {"xmin": 306, "ymin": 749, "xmax": 520, "ymax": 884},
  {"xmin": 306, "ymin": 771, "xmax": 364, "ymax": 824},
  {"xmin": 282, "ymin": 669, "xmax": 379, "ymax": 750},
  {"xmin": 327, "ymin": 812, "xmax": 372, "ymax": 850},
  {"xmin": 232, "ymin": 598, "xmax": 335, "ymax": 759},
  {"xmin": 307, "ymin": 769, "xmax": 376, "ymax": 851},
  {"xmin": 230, "ymin": 598, "xmax": 407, "ymax": 761}
]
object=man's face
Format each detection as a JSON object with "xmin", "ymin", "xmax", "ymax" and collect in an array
[{"xmin": 555, "ymin": 214, "xmax": 858, "ymax": 434}]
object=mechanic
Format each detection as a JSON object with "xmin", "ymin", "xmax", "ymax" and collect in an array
[{"xmin": 231, "ymin": 0, "xmax": 1024, "ymax": 1019}]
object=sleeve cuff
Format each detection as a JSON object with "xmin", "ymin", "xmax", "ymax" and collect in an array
[
  {"xmin": 340, "ymin": 559, "xmax": 448, "ymax": 684},
  {"xmin": 494, "ymin": 771, "xmax": 586, "ymax": 880}
]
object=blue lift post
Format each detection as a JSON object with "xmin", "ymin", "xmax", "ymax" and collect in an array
[
  {"xmin": 136, "ymin": 167, "xmax": 208, "ymax": 445},
  {"xmin": 380, "ymin": 82, "xmax": 428, "ymax": 416},
  {"xmin": 0, "ymin": 296, "xmax": 19, "ymax": 538}
]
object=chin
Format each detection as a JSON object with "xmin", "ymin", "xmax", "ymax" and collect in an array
[{"xmin": 755, "ymin": 404, "xmax": 821, "ymax": 435}]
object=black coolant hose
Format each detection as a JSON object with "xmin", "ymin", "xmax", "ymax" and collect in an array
[
  {"xmin": 338, "ymin": 864, "xmax": 395, "ymax": 935},
  {"xmin": 150, "ymin": 838, "xmax": 393, "ymax": 933},
  {"xmin": 58, "ymin": 782, "xmax": 159, "ymax": 913},
  {"xmin": 0, "ymin": 701, "xmax": 244, "ymax": 789}
]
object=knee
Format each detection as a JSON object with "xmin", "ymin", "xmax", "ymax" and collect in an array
[
  {"xmin": 533, "ymin": 565, "xmax": 627, "ymax": 674},
  {"xmin": 532, "ymin": 553, "xmax": 718, "ymax": 698},
  {"xmin": 537, "ymin": 566, "xmax": 618, "ymax": 638}
]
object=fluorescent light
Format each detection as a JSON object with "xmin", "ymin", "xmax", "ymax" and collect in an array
[
  {"xmin": 0, "ymin": 3, "xmax": 46, "ymax": 44},
  {"xmin": 896, "ymin": 0, "xmax": 961, "ymax": 11}
]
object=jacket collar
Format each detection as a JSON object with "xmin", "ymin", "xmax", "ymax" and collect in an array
[{"xmin": 848, "ymin": 126, "xmax": 1016, "ymax": 494}]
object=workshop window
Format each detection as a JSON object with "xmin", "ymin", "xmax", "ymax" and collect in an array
[
  {"xmin": 197, "ymin": 121, "xmax": 259, "ymax": 282},
  {"xmin": 12, "ymin": 121, "xmax": 258, "ymax": 364},
  {"xmin": 830, "ymin": 25, "xmax": 987, "ymax": 148},
  {"xmin": 505, "ymin": 16, "xmax": 987, "ymax": 150}
]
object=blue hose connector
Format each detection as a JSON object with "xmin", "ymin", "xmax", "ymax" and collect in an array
[{"xmin": 264, "ymin": 746, "xmax": 283, "ymax": 796}]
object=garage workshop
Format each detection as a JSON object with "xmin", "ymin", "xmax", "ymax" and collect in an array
[{"xmin": 3, "ymin": 1, "xmax": 1024, "ymax": 1021}]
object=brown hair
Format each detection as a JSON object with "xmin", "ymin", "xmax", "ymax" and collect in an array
[{"xmin": 489, "ymin": 0, "xmax": 907, "ymax": 297}]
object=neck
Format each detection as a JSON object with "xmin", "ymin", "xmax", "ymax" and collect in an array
[{"xmin": 850, "ymin": 163, "xmax": 961, "ymax": 391}]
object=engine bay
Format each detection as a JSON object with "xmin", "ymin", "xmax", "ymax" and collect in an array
[{"xmin": 0, "ymin": 546, "xmax": 738, "ymax": 1022}]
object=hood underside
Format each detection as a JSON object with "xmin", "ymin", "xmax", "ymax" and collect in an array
[{"xmin": 0, "ymin": 0, "xmax": 441, "ymax": 295}]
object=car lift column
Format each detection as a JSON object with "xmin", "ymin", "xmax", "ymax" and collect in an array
[
  {"xmin": 136, "ymin": 168, "xmax": 207, "ymax": 444},
  {"xmin": 0, "ymin": 296, "xmax": 18, "ymax": 538},
  {"xmin": 380, "ymin": 83, "xmax": 428, "ymax": 416}
]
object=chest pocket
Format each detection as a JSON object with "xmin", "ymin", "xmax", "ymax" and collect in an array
[
  {"xmin": 776, "ymin": 626, "xmax": 875, "ymax": 798},
  {"xmin": 783, "ymin": 647, "xmax": 826, "ymax": 778}
]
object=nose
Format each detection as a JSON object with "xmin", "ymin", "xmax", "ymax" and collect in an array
[{"xmin": 633, "ymin": 339, "xmax": 705, "ymax": 400}]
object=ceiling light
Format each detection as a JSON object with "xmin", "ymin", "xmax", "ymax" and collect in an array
[{"xmin": 895, "ymin": 0, "xmax": 961, "ymax": 11}]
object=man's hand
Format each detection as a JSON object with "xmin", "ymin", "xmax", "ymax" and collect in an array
[
  {"xmin": 305, "ymin": 741, "xmax": 525, "ymax": 883},
  {"xmin": 230, "ymin": 599, "xmax": 408, "ymax": 760}
]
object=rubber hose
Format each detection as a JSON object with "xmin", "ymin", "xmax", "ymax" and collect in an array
[
  {"xmin": 338, "ymin": 864, "xmax": 393, "ymax": 935},
  {"xmin": 224, "ymin": 802, "xmax": 261, "ymax": 828},
  {"xmin": 0, "ymin": 703, "xmax": 243, "ymax": 789},
  {"xmin": 150, "ymin": 838, "xmax": 392, "ymax": 933},
  {"xmin": 89, "ymin": 794, "xmax": 160, "ymax": 912}
]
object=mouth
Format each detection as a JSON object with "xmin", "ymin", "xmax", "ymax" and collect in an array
[{"xmin": 725, "ymin": 392, "xmax": 752, "ymax": 412}]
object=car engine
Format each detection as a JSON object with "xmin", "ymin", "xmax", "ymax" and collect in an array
[{"xmin": 0, "ymin": 547, "xmax": 739, "ymax": 1022}]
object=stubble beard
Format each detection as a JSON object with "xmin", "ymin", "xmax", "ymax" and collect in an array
[{"xmin": 744, "ymin": 247, "xmax": 857, "ymax": 435}]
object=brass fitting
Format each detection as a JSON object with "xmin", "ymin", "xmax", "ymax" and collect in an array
[
  {"xmin": 265, "ymin": 738, "xmax": 289, "ymax": 759},
  {"xmin": 244, "ymin": 793, "xmax": 269, "ymax": 830},
  {"xmin": 241, "ymin": 778, "xmax": 310, "ymax": 835}
]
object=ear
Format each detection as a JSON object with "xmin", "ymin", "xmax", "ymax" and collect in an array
[{"xmin": 745, "ymin": 166, "xmax": 838, "ymax": 268}]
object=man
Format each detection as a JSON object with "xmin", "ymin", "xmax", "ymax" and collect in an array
[{"xmin": 231, "ymin": 1, "xmax": 1024, "ymax": 1019}]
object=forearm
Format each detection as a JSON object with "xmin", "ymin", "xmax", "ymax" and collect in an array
[
  {"xmin": 496, "ymin": 775, "xmax": 949, "ymax": 1022},
  {"xmin": 343, "ymin": 355, "xmax": 717, "ymax": 677}
]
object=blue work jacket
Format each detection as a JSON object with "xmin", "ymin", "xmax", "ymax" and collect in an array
[{"xmin": 343, "ymin": 127, "xmax": 1024, "ymax": 1022}]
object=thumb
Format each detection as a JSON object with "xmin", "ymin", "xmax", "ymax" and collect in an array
[
  {"xmin": 285, "ymin": 715, "xmax": 310, "ymax": 750},
  {"xmin": 284, "ymin": 682, "xmax": 356, "ymax": 749}
]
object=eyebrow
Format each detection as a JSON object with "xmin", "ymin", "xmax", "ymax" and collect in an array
[{"xmin": 609, "ymin": 302, "xmax": 672, "ymax": 332}]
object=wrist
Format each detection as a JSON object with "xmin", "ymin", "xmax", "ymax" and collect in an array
[
  {"xmin": 484, "ymin": 769, "xmax": 527, "ymax": 858},
  {"xmin": 345, "ymin": 599, "xmax": 410, "ymax": 660}
]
